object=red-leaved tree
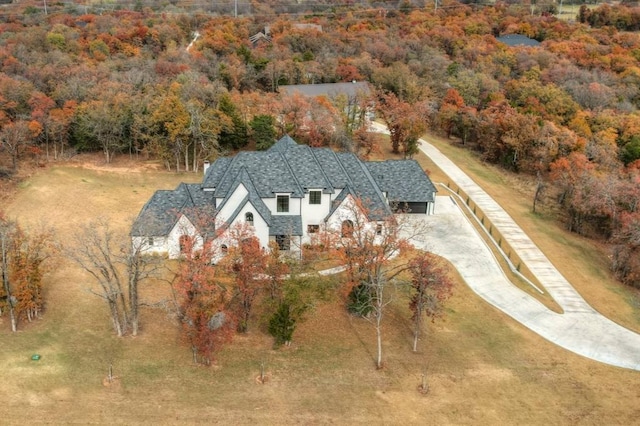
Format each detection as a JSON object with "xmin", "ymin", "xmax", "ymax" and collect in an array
[
  {"xmin": 221, "ymin": 224, "xmax": 267, "ymax": 333},
  {"xmin": 174, "ymin": 236, "xmax": 234, "ymax": 365},
  {"xmin": 408, "ymin": 253, "xmax": 453, "ymax": 352}
]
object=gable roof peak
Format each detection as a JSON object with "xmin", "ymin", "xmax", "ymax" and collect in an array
[{"xmin": 268, "ymin": 135, "xmax": 298, "ymax": 153}]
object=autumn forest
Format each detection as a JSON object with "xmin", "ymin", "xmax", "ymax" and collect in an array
[{"xmin": 0, "ymin": 0, "xmax": 639, "ymax": 289}]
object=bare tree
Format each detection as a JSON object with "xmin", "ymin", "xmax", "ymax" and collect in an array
[
  {"xmin": 68, "ymin": 219, "xmax": 161, "ymax": 337},
  {"xmin": 327, "ymin": 198, "xmax": 428, "ymax": 369},
  {"xmin": 125, "ymin": 237, "xmax": 164, "ymax": 336}
]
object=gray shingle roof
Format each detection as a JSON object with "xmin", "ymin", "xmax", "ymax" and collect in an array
[
  {"xmin": 268, "ymin": 135, "xmax": 298, "ymax": 154},
  {"xmin": 496, "ymin": 34, "xmax": 540, "ymax": 47},
  {"xmin": 311, "ymin": 148, "xmax": 352, "ymax": 189},
  {"xmin": 202, "ymin": 157, "xmax": 232, "ymax": 189},
  {"xmin": 131, "ymin": 183, "xmax": 216, "ymax": 237},
  {"xmin": 336, "ymin": 153, "xmax": 391, "ymax": 220},
  {"xmin": 270, "ymin": 216, "xmax": 303, "ymax": 236},
  {"xmin": 366, "ymin": 160, "xmax": 437, "ymax": 203},
  {"xmin": 133, "ymin": 137, "xmax": 436, "ymax": 239},
  {"xmin": 206, "ymin": 150, "xmax": 305, "ymax": 198},
  {"xmin": 279, "ymin": 82, "xmax": 371, "ymax": 99},
  {"xmin": 282, "ymin": 145, "xmax": 335, "ymax": 193}
]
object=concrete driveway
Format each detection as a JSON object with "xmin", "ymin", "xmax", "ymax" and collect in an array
[
  {"xmin": 370, "ymin": 123, "xmax": 640, "ymax": 370},
  {"xmin": 408, "ymin": 196, "xmax": 640, "ymax": 370}
]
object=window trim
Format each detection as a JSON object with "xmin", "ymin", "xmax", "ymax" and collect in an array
[
  {"xmin": 245, "ymin": 212, "xmax": 254, "ymax": 225},
  {"xmin": 309, "ymin": 190, "xmax": 322, "ymax": 205},
  {"xmin": 276, "ymin": 195, "xmax": 290, "ymax": 213}
]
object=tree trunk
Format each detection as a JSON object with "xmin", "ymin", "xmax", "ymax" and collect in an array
[
  {"xmin": 108, "ymin": 298, "xmax": 123, "ymax": 337},
  {"xmin": 1, "ymin": 236, "xmax": 17, "ymax": 332},
  {"xmin": 184, "ymin": 145, "xmax": 189, "ymax": 172},
  {"xmin": 375, "ymin": 321, "xmax": 383, "ymax": 369},
  {"xmin": 193, "ymin": 141, "xmax": 198, "ymax": 173},
  {"xmin": 129, "ymin": 270, "xmax": 139, "ymax": 336},
  {"xmin": 533, "ymin": 173, "xmax": 545, "ymax": 214},
  {"xmin": 413, "ymin": 326, "xmax": 419, "ymax": 352},
  {"xmin": 11, "ymin": 150, "xmax": 18, "ymax": 171},
  {"xmin": 45, "ymin": 132, "xmax": 50, "ymax": 161}
]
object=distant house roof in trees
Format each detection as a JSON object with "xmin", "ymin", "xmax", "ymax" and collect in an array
[
  {"xmin": 496, "ymin": 34, "xmax": 541, "ymax": 47},
  {"xmin": 292, "ymin": 23, "xmax": 323, "ymax": 32},
  {"xmin": 278, "ymin": 82, "xmax": 371, "ymax": 99}
]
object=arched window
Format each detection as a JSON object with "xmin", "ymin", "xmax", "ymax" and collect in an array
[
  {"xmin": 179, "ymin": 235, "xmax": 191, "ymax": 254},
  {"xmin": 245, "ymin": 212, "xmax": 254, "ymax": 226},
  {"xmin": 341, "ymin": 220, "xmax": 354, "ymax": 238},
  {"xmin": 221, "ymin": 244, "xmax": 228, "ymax": 255}
]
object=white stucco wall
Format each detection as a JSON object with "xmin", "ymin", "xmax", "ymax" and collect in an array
[
  {"xmin": 300, "ymin": 189, "xmax": 334, "ymax": 245},
  {"xmin": 167, "ymin": 215, "xmax": 203, "ymax": 259},
  {"xmin": 325, "ymin": 194, "xmax": 380, "ymax": 243},
  {"xmin": 427, "ymin": 201, "xmax": 435, "ymax": 215},
  {"xmin": 217, "ymin": 183, "xmax": 248, "ymax": 220},
  {"xmin": 235, "ymin": 203, "xmax": 270, "ymax": 249},
  {"xmin": 133, "ymin": 236, "xmax": 168, "ymax": 256}
]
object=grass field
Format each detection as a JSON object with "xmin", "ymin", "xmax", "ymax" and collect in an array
[{"xmin": 1, "ymin": 150, "xmax": 640, "ymax": 424}]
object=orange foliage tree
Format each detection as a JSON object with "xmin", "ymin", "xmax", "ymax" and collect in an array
[
  {"xmin": 408, "ymin": 253, "xmax": 453, "ymax": 352},
  {"xmin": 173, "ymin": 235, "xmax": 234, "ymax": 365},
  {"xmin": 0, "ymin": 215, "xmax": 54, "ymax": 332},
  {"xmin": 220, "ymin": 224, "xmax": 267, "ymax": 333},
  {"xmin": 376, "ymin": 91, "xmax": 430, "ymax": 158}
]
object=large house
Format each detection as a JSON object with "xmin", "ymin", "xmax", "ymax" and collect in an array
[{"xmin": 131, "ymin": 136, "xmax": 436, "ymax": 258}]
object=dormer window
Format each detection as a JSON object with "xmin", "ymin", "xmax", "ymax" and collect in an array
[
  {"xmin": 276, "ymin": 195, "xmax": 289, "ymax": 213},
  {"xmin": 309, "ymin": 190, "xmax": 321, "ymax": 205},
  {"xmin": 245, "ymin": 212, "xmax": 254, "ymax": 225}
]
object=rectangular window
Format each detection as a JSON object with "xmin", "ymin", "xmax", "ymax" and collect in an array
[
  {"xmin": 276, "ymin": 195, "xmax": 289, "ymax": 213},
  {"xmin": 307, "ymin": 224, "xmax": 319, "ymax": 234},
  {"xmin": 275, "ymin": 235, "xmax": 290, "ymax": 251},
  {"xmin": 148, "ymin": 237, "xmax": 154, "ymax": 246},
  {"xmin": 309, "ymin": 190, "xmax": 322, "ymax": 205},
  {"xmin": 376, "ymin": 224, "xmax": 383, "ymax": 236}
]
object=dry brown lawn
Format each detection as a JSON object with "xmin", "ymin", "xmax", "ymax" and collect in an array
[{"xmin": 1, "ymin": 150, "xmax": 640, "ymax": 424}]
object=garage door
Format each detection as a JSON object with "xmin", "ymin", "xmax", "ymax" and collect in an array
[{"xmin": 393, "ymin": 202, "xmax": 427, "ymax": 214}]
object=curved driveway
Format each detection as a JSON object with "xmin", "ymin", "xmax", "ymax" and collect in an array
[{"xmin": 372, "ymin": 123, "xmax": 640, "ymax": 370}]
